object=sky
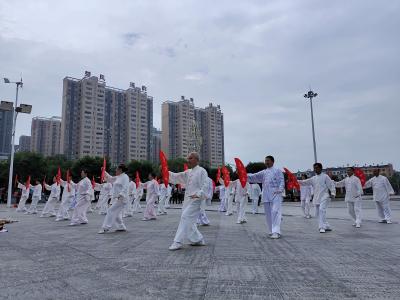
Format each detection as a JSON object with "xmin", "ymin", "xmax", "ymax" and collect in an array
[{"xmin": 0, "ymin": 0, "xmax": 399, "ymax": 171}]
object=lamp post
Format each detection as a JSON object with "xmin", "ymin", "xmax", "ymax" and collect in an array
[
  {"xmin": 3, "ymin": 78, "xmax": 32, "ymax": 208},
  {"xmin": 304, "ymin": 89, "xmax": 318, "ymax": 164}
]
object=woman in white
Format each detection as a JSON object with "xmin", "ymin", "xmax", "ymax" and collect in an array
[
  {"xmin": 157, "ymin": 180, "xmax": 168, "ymax": 216},
  {"xmin": 41, "ymin": 177, "xmax": 61, "ymax": 217},
  {"xmin": 142, "ymin": 173, "xmax": 159, "ymax": 221},
  {"xmin": 234, "ymin": 179, "xmax": 250, "ymax": 224},
  {"xmin": 132, "ymin": 183, "xmax": 143, "ymax": 213},
  {"xmin": 249, "ymin": 183, "xmax": 262, "ymax": 214},
  {"xmin": 123, "ymin": 179, "xmax": 137, "ymax": 217},
  {"xmin": 69, "ymin": 170, "xmax": 92, "ymax": 226},
  {"xmin": 98, "ymin": 164, "xmax": 130, "ymax": 233},
  {"xmin": 56, "ymin": 178, "xmax": 76, "ymax": 221},
  {"xmin": 164, "ymin": 184, "xmax": 172, "ymax": 208},
  {"xmin": 335, "ymin": 167, "xmax": 363, "ymax": 228},
  {"xmin": 95, "ymin": 181, "xmax": 112, "ymax": 215},
  {"xmin": 16, "ymin": 179, "xmax": 30, "ymax": 212},
  {"xmin": 300, "ymin": 174, "xmax": 313, "ymax": 219},
  {"xmin": 26, "ymin": 180, "xmax": 42, "ymax": 214}
]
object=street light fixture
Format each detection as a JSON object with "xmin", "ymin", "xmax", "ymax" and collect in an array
[
  {"xmin": 3, "ymin": 77, "xmax": 32, "ymax": 208},
  {"xmin": 303, "ymin": 89, "xmax": 318, "ymax": 164}
]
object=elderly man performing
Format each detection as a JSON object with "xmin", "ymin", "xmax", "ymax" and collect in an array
[
  {"xmin": 299, "ymin": 163, "xmax": 336, "ymax": 233},
  {"xmin": 248, "ymin": 155, "xmax": 284, "ymax": 239},
  {"xmin": 364, "ymin": 169, "xmax": 395, "ymax": 224},
  {"xmin": 249, "ymin": 183, "xmax": 262, "ymax": 214},
  {"xmin": 56, "ymin": 178, "xmax": 76, "ymax": 221},
  {"xmin": 98, "ymin": 164, "xmax": 130, "ymax": 233},
  {"xmin": 26, "ymin": 180, "xmax": 42, "ymax": 214},
  {"xmin": 16, "ymin": 179, "xmax": 30, "ymax": 212},
  {"xmin": 335, "ymin": 167, "xmax": 363, "ymax": 227},
  {"xmin": 95, "ymin": 181, "xmax": 113, "ymax": 215},
  {"xmin": 41, "ymin": 177, "xmax": 61, "ymax": 218},
  {"xmin": 300, "ymin": 174, "xmax": 313, "ymax": 219},
  {"xmin": 168, "ymin": 152, "xmax": 209, "ymax": 250},
  {"xmin": 69, "ymin": 170, "xmax": 92, "ymax": 226}
]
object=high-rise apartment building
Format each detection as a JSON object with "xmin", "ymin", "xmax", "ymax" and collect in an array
[
  {"xmin": 150, "ymin": 127, "xmax": 162, "ymax": 164},
  {"xmin": 0, "ymin": 109, "xmax": 13, "ymax": 159},
  {"xmin": 18, "ymin": 135, "xmax": 31, "ymax": 152},
  {"xmin": 61, "ymin": 71, "xmax": 153, "ymax": 164},
  {"xmin": 31, "ymin": 116, "xmax": 61, "ymax": 156},
  {"xmin": 161, "ymin": 97, "xmax": 224, "ymax": 168}
]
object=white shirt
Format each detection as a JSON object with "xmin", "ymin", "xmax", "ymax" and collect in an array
[
  {"xmin": 216, "ymin": 185, "xmax": 225, "ymax": 200},
  {"xmin": 300, "ymin": 185, "xmax": 313, "ymax": 201},
  {"xmin": 299, "ymin": 173, "xmax": 335, "ymax": 205},
  {"xmin": 18, "ymin": 183, "xmax": 30, "ymax": 197},
  {"xmin": 143, "ymin": 179, "xmax": 160, "ymax": 202},
  {"xmin": 205, "ymin": 178, "xmax": 214, "ymax": 200},
  {"xmin": 105, "ymin": 171, "xmax": 130, "ymax": 201},
  {"xmin": 60, "ymin": 179, "xmax": 76, "ymax": 199},
  {"xmin": 45, "ymin": 183, "xmax": 61, "ymax": 199},
  {"xmin": 128, "ymin": 181, "xmax": 137, "ymax": 196},
  {"xmin": 248, "ymin": 167, "xmax": 284, "ymax": 203},
  {"xmin": 32, "ymin": 184, "xmax": 42, "ymax": 199},
  {"xmin": 169, "ymin": 165, "xmax": 209, "ymax": 206},
  {"xmin": 249, "ymin": 184, "xmax": 262, "ymax": 200},
  {"xmin": 364, "ymin": 175, "xmax": 394, "ymax": 202},
  {"xmin": 95, "ymin": 182, "xmax": 112, "ymax": 198},
  {"xmin": 76, "ymin": 177, "xmax": 92, "ymax": 201},
  {"xmin": 159, "ymin": 183, "xmax": 168, "ymax": 198},
  {"xmin": 335, "ymin": 175, "xmax": 363, "ymax": 202},
  {"xmin": 234, "ymin": 179, "xmax": 250, "ymax": 199}
]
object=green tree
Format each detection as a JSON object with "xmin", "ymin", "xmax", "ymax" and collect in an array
[
  {"xmin": 71, "ymin": 156, "xmax": 105, "ymax": 182},
  {"xmin": 127, "ymin": 160, "xmax": 156, "ymax": 181},
  {"xmin": 389, "ymin": 172, "xmax": 400, "ymax": 194},
  {"xmin": 13, "ymin": 152, "xmax": 47, "ymax": 183}
]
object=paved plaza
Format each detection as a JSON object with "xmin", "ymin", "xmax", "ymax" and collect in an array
[{"xmin": 1, "ymin": 199, "xmax": 400, "ymax": 299}]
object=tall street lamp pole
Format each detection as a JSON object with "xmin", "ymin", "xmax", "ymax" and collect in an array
[{"xmin": 304, "ymin": 89, "xmax": 318, "ymax": 164}]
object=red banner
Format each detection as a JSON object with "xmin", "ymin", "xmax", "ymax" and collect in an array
[
  {"xmin": 66, "ymin": 169, "xmax": 71, "ymax": 192},
  {"xmin": 91, "ymin": 176, "xmax": 96, "ymax": 189},
  {"xmin": 283, "ymin": 167, "xmax": 300, "ymax": 191},
  {"xmin": 234, "ymin": 158, "xmax": 248, "ymax": 188},
  {"xmin": 25, "ymin": 176, "xmax": 31, "ymax": 190},
  {"xmin": 159, "ymin": 150, "xmax": 169, "ymax": 187},
  {"xmin": 135, "ymin": 171, "xmax": 141, "ymax": 188},
  {"xmin": 354, "ymin": 168, "xmax": 366, "ymax": 187},
  {"xmin": 101, "ymin": 157, "xmax": 106, "ymax": 183},
  {"xmin": 216, "ymin": 167, "xmax": 221, "ymax": 183},
  {"xmin": 56, "ymin": 167, "xmax": 61, "ymax": 186},
  {"xmin": 183, "ymin": 163, "xmax": 188, "ymax": 171}
]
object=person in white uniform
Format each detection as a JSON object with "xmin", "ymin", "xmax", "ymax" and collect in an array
[
  {"xmin": 69, "ymin": 170, "xmax": 92, "ymax": 226},
  {"xmin": 157, "ymin": 180, "xmax": 168, "ymax": 215},
  {"xmin": 168, "ymin": 152, "xmax": 209, "ymax": 251},
  {"xmin": 94, "ymin": 181, "xmax": 112, "ymax": 215},
  {"xmin": 249, "ymin": 183, "xmax": 262, "ymax": 214},
  {"xmin": 299, "ymin": 174, "xmax": 313, "ymax": 219},
  {"xmin": 41, "ymin": 177, "xmax": 61, "ymax": 217},
  {"xmin": 224, "ymin": 180, "xmax": 236, "ymax": 216},
  {"xmin": 364, "ymin": 169, "xmax": 395, "ymax": 224},
  {"xmin": 234, "ymin": 179, "xmax": 250, "ymax": 224},
  {"xmin": 165, "ymin": 184, "xmax": 172, "ymax": 208},
  {"xmin": 16, "ymin": 180, "xmax": 30, "ymax": 212},
  {"xmin": 56, "ymin": 178, "xmax": 76, "ymax": 221},
  {"xmin": 98, "ymin": 164, "xmax": 130, "ymax": 233},
  {"xmin": 248, "ymin": 155, "xmax": 285, "ymax": 239},
  {"xmin": 123, "ymin": 179, "xmax": 137, "ymax": 217},
  {"xmin": 26, "ymin": 180, "xmax": 42, "ymax": 214},
  {"xmin": 142, "ymin": 173, "xmax": 159, "ymax": 221},
  {"xmin": 132, "ymin": 183, "xmax": 143, "ymax": 213},
  {"xmin": 216, "ymin": 184, "xmax": 226, "ymax": 212},
  {"xmin": 299, "ymin": 163, "xmax": 336, "ymax": 233},
  {"xmin": 334, "ymin": 167, "xmax": 363, "ymax": 227}
]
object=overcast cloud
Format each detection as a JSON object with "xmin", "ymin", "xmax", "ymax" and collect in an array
[{"xmin": 0, "ymin": 0, "xmax": 399, "ymax": 171}]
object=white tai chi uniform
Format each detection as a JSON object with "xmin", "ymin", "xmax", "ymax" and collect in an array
[
  {"xmin": 299, "ymin": 173, "xmax": 336, "ymax": 230},
  {"xmin": 165, "ymin": 185, "xmax": 172, "ymax": 208},
  {"xmin": 41, "ymin": 183, "xmax": 61, "ymax": 217},
  {"xmin": 157, "ymin": 184, "xmax": 168, "ymax": 215},
  {"xmin": 70, "ymin": 177, "xmax": 92, "ymax": 225},
  {"xmin": 124, "ymin": 181, "xmax": 137, "ymax": 217},
  {"xmin": 225, "ymin": 182, "xmax": 236, "ymax": 216},
  {"xmin": 16, "ymin": 183, "xmax": 30, "ymax": 212},
  {"xmin": 95, "ymin": 182, "xmax": 112, "ymax": 215},
  {"xmin": 300, "ymin": 185, "xmax": 313, "ymax": 218},
  {"xmin": 335, "ymin": 175, "xmax": 363, "ymax": 226},
  {"xmin": 235, "ymin": 180, "xmax": 250, "ymax": 224},
  {"xmin": 132, "ymin": 184, "xmax": 143, "ymax": 213},
  {"xmin": 364, "ymin": 175, "xmax": 395, "ymax": 222},
  {"xmin": 101, "ymin": 171, "xmax": 129, "ymax": 231},
  {"xmin": 197, "ymin": 178, "xmax": 213, "ymax": 225},
  {"xmin": 249, "ymin": 184, "xmax": 262, "ymax": 214},
  {"xmin": 142, "ymin": 179, "xmax": 159, "ymax": 220},
  {"xmin": 216, "ymin": 185, "xmax": 226, "ymax": 212},
  {"xmin": 248, "ymin": 167, "xmax": 285, "ymax": 235},
  {"xmin": 56, "ymin": 180, "xmax": 76, "ymax": 221},
  {"xmin": 27, "ymin": 184, "xmax": 42, "ymax": 214},
  {"xmin": 169, "ymin": 165, "xmax": 208, "ymax": 245}
]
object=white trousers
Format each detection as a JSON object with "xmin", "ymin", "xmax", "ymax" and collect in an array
[
  {"xmin": 56, "ymin": 197, "xmax": 72, "ymax": 220},
  {"xmin": 165, "ymin": 196, "xmax": 171, "ymax": 208},
  {"xmin": 347, "ymin": 200, "xmax": 362, "ymax": 225},
  {"xmin": 174, "ymin": 199, "xmax": 203, "ymax": 244},
  {"xmin": 98, "ymin": 195, "xmax": 110, "ymax": 215},
  {"xmin": 197, "ymin": 199, "xmax": 210, "ymax": 225},
  {"xmin": 27, "ymin": 196, "xmax": 40, "ymax": 214},
  {"xmin": 102, "ymin": 199, "xmax": 126, "ymax": 230},
  {"xmin": 157, "ymin": 196, "xmax": 167, "ymax": 214},
  {"xmin": 263, "ymin": 200, "xmax": 282, "ymax": 234},
  {"xmin": 301, "ymin": 198, "xmax": 311, "ymax": 217},
  {"xmin": 123, "ymin": 195, "xmax": 135, "ymax": 217},
  {"xmin": 132, "ymin": 195, "xmax": 142, "ymax": 212},
  {"xmin": 250, "ymin": 197, "xmax": 258, "ymax": 214},
  {"xmin": 16, "ymin": 195, "xmax": 28, "ymax": 212},
  {"xmin": 218, "ymin": 198, "xmax": 226, "ymax": 212},
  {"xmin": 70, "ymin": 197, "xmax": 90, "ymax": 224},
  {"xmin": 237, "ymin": 196, "xmax": 248, "ymax": 223},
  {"xmin": 41, "ymin": 197, "xmax": 58, "ymax": 216},
  {"xmin": 376, "ymin": 200, "xmax": 391, "ymax": 221},
  {"xmin": 316, "ymin": 198, "xmax": 331, "ymax": 230},
  {"xmin": 225, "ymin": 195, "xmax": 234, "ymax": 215}
]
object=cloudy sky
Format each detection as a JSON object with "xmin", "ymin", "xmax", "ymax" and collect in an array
[{"xmin": 0, "ymin": 0, "xmax": 399, "ymax": 171}]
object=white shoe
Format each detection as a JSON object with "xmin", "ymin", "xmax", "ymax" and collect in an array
[
  {"xmin": 169, "ymin": 242, "xmax": 183, "ymax": 251},
  {"xmin": 190, "ymin": 240, "xmax": 206, "ymax": 246},
  {"xmin": 69, "ymin": 223, "xmax": 78, "ymax": 226},
  {"xmin": 319, "ymin": 228, "xmax": 326, "ymax": 233},
  {"xmin": 352, "ymin": 223, "xmax": 356, "ymax": 226},
  {"xmin": 306, "ymin": 215, "xmax": 311, "ymax": 219},
  {"xmin": 236, "ymin": 221, "xmax": 241, "ymax": 224},
  {"xmin": 355, "ymin": 224, "xmax": 361, "ymax": 228},
  {"xmin": 386, "ymin": 220, "xmax": 392, "ymax": 224},
  {"xmin": 55, "ymin": 218, "xmax": 62, "ymax": 222},
  {"xmin": 98, "ymin": 228, "xmax": 109, "ymax": 234},
  {"xmin": 270, "ymin": 233, "xmax": 280, "ymax": 239}
]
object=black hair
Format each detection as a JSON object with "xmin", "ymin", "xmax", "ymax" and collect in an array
[
  {"xmin": 149, "ymin": 172, "xmax": 156, "ymax": 178},
  {"xmin": 301, "ymin": 174, "xmax": 308, "ymax": 179},
  {"xmin": 313, "ymin": 163, "xmax": 323, "ymax": 169},
  {"xmin": 348, "ymin": 167, "xmax": 355, "ymax": 171},
  {"xmin": 265, "ymin": 155, "xmax": 275, "ymax": 162},
  {"xmin": 117, "ymin": 164, "xmax": 128, "ymax": 173}
]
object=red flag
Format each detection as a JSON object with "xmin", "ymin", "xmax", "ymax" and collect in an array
[
  {"xmin": 91, "ymin": 176, "xmax": 96, "ymax": 189},
  {"xmin": 56, "ymin": 167, "xmax": 61, "ymax": 185},
  {"xmin": 216, "ymin": 167, "xmax": 221, "ymax": 183},
  {"xmin": 25, "ymin": 176, "xmax": 31, "ymax": 190},
  {"xmin": 159, "ymin": 150, "xmax": 169, "ymax": 187},
  {"xmin": 354, "ymin": 168, "xmax": 366, "ymax": 187},
  {"xmin": 283, "ymin": 168, "xmax": 300, "ymax": 191},
  {"xmin": 222, "ymin": 166, "xmax": 230, "ymax": 187},
  {"xmin": 183, "ymin": 163, "xmax": 188, "ymax": 171},
  {"xmin": 101, "ymin": 157, "xmax": 106, "ymax": 183},
  {"xmin": 234, "ymin": 158, "xmax": 248, "ymax": 188},
  {"xmin": 66, "ymin": 169, "xmax": 71, "ymax": 192},
  {"xmin": 42, "ymin": 175, "xmax": 46, "ymax": 192},
  {"xmin": 14, "ymin": 174, "xmax": 18, "ymax": 188},
  {"xmin": 135, "ymin": 171, "xmax": 141, "ymax": 188}
]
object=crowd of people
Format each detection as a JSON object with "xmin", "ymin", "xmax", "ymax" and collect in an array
[{"xmin": 8, "ymin": 152, "xmax": 396, "ymax": 250}]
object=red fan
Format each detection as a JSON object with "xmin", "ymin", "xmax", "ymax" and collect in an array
[
  {"xmin": 91, "ymin": 176, "xmax": 96, "ymax": 189},
  {"xmin": 283, "ymin": 167, "xmax": 300, "ymax": 191},
  {"xmin": 135, "ymin": 171, "xmax": 141, "ymax": 188},
  {"xmin": 222, "ymin": 166, "xmax": 230, "ymax": 187},
  {"xmin": 159, "ymin": 150, "xmax": 169, "ymax": 187},
  {"xmin": 25, "ymin": 176, "xmax": 31, "ymax": 190},
  {"xmin": 183, "ymin": 163, "xmax": 188, "ymax": 171},
  {"xmin": 234, "ymin": 158, "xmax": 247, "ymax": 188},
  {"xmin": 354, "ymin": 168, "xmax": 366, "ymax": 187},
  {"xmin": 101, "ymin": 157, "xmax": 106, "ymax": 183},
  {"xmin": 56, "ymin": 167, "xmax": 61, "ymax": 186},
  {"xmin": 216, "ymin": 167, "xmax": 221, "ymax": 183}
]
